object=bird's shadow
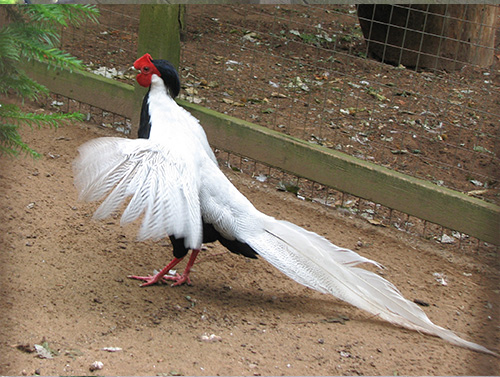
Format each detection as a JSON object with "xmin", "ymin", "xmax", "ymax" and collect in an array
[{"xmin": 135, "ymin": 270, "xmax": 367, "ymax": 326}]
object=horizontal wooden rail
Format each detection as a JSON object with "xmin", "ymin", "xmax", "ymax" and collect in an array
[
  {"xmin": 23, "ymin": 60, "xmax": 136, "ymax": 119},
  {"xmin": 24, "ymin": 62, "xmax": 499, "ymax": 245},
  {"xmin": 181, "ymin": 100, "xmax": 499, "ymax": 246}
]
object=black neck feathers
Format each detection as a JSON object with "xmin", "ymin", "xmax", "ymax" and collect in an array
[
  {"xmin": 152, "ymin": 59, "xmax": 180, "ymax": 99},
  {"xmin": 138, "ymin": 91, "xmax": 152, "ymax": 139}
]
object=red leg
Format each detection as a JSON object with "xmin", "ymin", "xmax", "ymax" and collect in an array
[
  {"xmin": 128, "ymin": 257, "xmax": 184, "ymax": 287},
  {"xmin": 162, "ymin": 249, "xmax": 200, "ymax": 286}
]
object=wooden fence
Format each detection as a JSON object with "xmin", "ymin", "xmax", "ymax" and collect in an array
[{"xmin": 23, "ymin": 5, "xmax": 499, "ymax": 246}]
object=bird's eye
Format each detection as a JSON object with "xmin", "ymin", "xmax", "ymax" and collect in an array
[{"xmin": 142, "ymin": 66, "xmax": 150, "ymax": 73}]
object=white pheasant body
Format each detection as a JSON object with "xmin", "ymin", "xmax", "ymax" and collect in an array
[{"xmin": 73, "ymin": 54, "xmax": 497, "ymax": 357}]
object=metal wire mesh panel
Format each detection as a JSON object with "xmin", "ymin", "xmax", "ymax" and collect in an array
[
  {"xmin": 61, "ymin": 5, "xmax": 139, "ymax": 80},
  {"xmin": 54, "ymin": 4, "xmax": 498, "ymax": 248},
  {"xmin": 180, "ymin": 4, "xmax": 499, "ymax": 206},
  {"xmin": 57, "ymin": 5, "xmax": 139, "ymax": 133},
  {"xmin": 357, "ymin": 4, "xmax": 497, "ymax": 71}
]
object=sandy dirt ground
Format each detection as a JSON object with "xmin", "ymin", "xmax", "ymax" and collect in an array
[{"xmin": 0, "ymin": 103, "xmax": 498, "ymax": 376}]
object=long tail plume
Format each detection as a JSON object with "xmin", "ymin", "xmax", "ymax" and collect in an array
[{"xmin": 248, "ymin": 219, "xmax": 497, "ymax": 356}]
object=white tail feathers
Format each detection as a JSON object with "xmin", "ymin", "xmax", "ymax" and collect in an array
[{"xmin": 248, "ymin": 218, "xmax": 497, "ymax": 356}]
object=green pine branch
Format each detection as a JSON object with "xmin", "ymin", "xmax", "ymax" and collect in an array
[
  {"xmin": 0, "ymin": 69, "xmax": 49, "ymax": 101},
  {"xmin": 0, "ymin": 4, "xmax": 99, "ymax": 158},
  {"xmin": 1, "ymin": 103, "xmax": 84, "ymax": 158},
  {"xmin": 0, "ymin": 121, "xmax": 36, "ymax": 158},
  {"xmin": 2, "ymin": 103, "xmax": 83, "ymax": 129},
  {"xmin": 3, "ymin": 23, "xmax": 83, "ymax": 71},
  {"xmin": 25, "ymin": 4, "xmax": 100, "ymax": 28}
]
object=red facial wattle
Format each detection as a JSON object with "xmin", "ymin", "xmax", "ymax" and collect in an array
[{"xmin": 134, "ymin": 53, "xmax": 161, "ymax": 87}]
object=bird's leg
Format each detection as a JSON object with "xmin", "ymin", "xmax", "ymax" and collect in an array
[
  {"xmin": 128, "ymin": 257, "xmax": 184, "ymax": 287},
  {"xmin": 162, "ymin": 249, "xmax": 200, "ymax": 286}
]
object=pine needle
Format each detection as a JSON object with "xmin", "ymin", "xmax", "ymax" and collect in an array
[{"xmin": 0, "ymin": 4, "xmax": 99, "ymax": 158}]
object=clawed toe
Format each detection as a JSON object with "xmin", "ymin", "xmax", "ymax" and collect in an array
[
  {"xmin": 128, "ymin": 274, "xmax": 160, "ymax": 287},
  {"xmin": 162, "ymin": 273, "xmax": 192, "ymax": 286}
]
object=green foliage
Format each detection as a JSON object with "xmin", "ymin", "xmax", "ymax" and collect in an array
[{"xmin": 0, "ymin": 4, "xmax": 99, "ymax": 158}]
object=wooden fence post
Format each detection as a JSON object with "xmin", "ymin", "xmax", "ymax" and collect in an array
[{"xmin": 132, "ymin": 4, "xmax": 182, "ymax": 137}]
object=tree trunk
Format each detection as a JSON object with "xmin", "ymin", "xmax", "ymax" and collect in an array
[
  {"xmin": 357, "ymin": 4, "xmax": 497, "ymax": 71},
  {"xmin": 132, "ymin": 4, "xmax": 182, "ymax": 138}
]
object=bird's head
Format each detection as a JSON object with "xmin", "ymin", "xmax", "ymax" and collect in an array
[{"xmin": 134, "ymin": 53, "xmax": 180, "ymax": 98}]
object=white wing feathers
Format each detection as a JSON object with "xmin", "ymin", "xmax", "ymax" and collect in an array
[
  {"xmin": 74, "ymin": 137, "xmax": 202, "ymax": 248},
  {"xmin": 248, "ymin": 219, "xmax": 497, "ymax": 356}
]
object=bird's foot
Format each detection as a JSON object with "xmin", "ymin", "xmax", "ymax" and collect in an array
[
  {"xmin": 128, "ymin": 272, "xmax": 191, "ymax": 287},
  {"xmin": 128, "ymin": 274, "xmax": 166, "ymax": 287},
  {"xmin": 128, "ymin": 257, "xmax": 185, "ymax": 287},
  {"xmin": 127, "ymin": 251, "xmax": 199, "ymax": 288},
  {"xmin": 162, "ymin": 273, "xmax": 192, "ymax": 286}
]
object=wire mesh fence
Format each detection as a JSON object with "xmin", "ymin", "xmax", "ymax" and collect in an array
[
  {"xmin": 61, "ymin": 5, "xmax": 139, "ymax": 81},
  {"xmin": 179, "ymin": 5, "xmax": 499, "ymax": 204},
  {"xmin": 54, "ymin": 4, "xmax": 498, "ymax": 250},
  {"xmin": 55, "ymin": 5, "xmax": 139, "ymax": 133}
]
